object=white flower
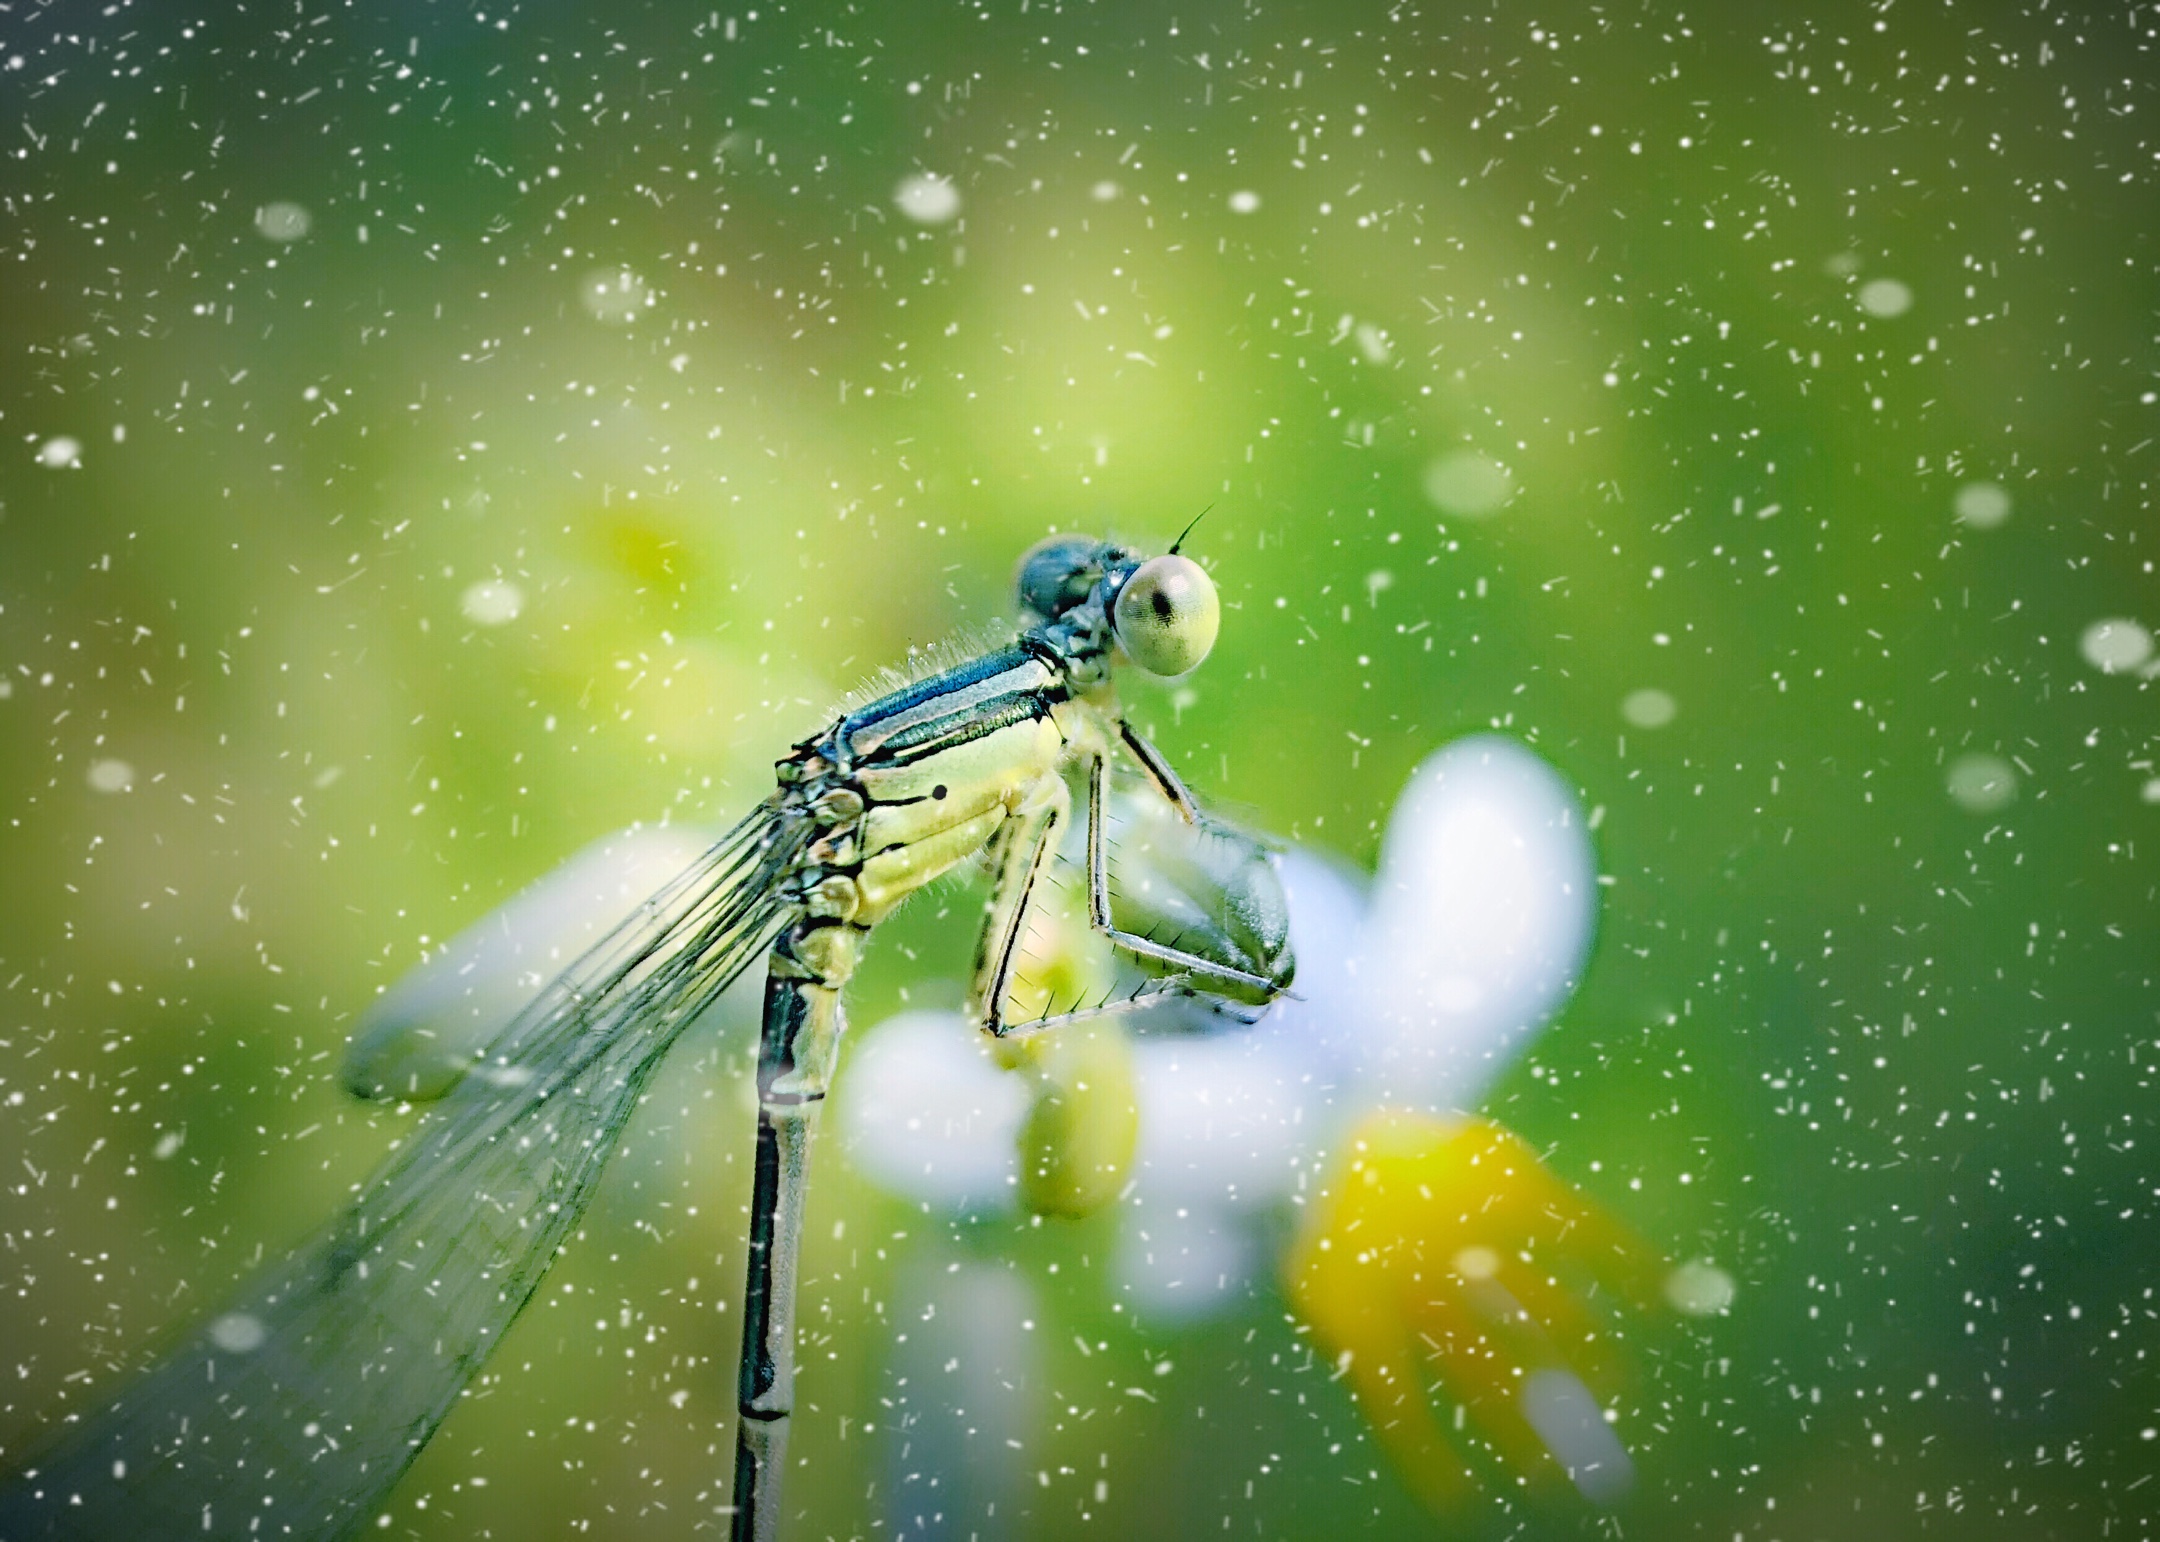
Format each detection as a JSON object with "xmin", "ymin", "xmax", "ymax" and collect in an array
[{"xmin": 841, "ymin": 733, "xmax": 1599, "ymax": 1320}]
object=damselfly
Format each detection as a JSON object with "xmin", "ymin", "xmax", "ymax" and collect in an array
[{"xmin": 0, "ymin": 534, "xmax": 1295, "ymax": 1542}]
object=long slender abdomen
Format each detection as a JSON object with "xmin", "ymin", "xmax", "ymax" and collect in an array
[{"xmin": 732, "ymin": 920, "xmax": 857, "ymax": 1542}]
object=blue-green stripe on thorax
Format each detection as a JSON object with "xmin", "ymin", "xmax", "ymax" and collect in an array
[{"xmin": 833, "ymin": 643, "xmax": 1070, "ymax": 776}]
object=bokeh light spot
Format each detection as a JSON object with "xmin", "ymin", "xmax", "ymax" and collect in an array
[
  {"xmin": 1858, "ymin": 278, "xmax": 1912, "ymax": 317},
  {"xmin": 1947, "ymin": 753, "xmax": 2017, "ymax": 813},
  {"xmin": 1423, "ymin": 451, "xmax": 1513, "ymax": 518},
  {"xmin": 86, "ymin": 759, "xmax": 134, "ymax": 793},
  {"xmin": 460, "ymin": 580, "xmax": 525, "ymax": 627},
  {"xmin": 35, "ymin": 435, "xmax": 82, "ymax": 469},
  {"xmin": 580, "ymin": 268, "xmax": 651, "ymax": 322},
  {"xmin": 1954, "ymin": 481, "xmax": 2012, "ymax": 529},
  {"xmin": 254, "ymin": 201, "xmax": 312, "ymax": 241},
  {"xmin": 208, "ymin": 1313, "xmax": 267, "ymax": 1354},
  {"xmin": 893, "ymin": 173, "xmax": 961, "ymax": 224},
  {"xmin": 1665, "ymin": 1259, "xmax": 1736, "ymax": 1316},
  {"xmin": 2079, "ymin": 618, "xmax": 2151, "ymax": 675},
  {"xmin": 1622, "ymin": 688, "xmax": 1677, "ymax": 728}
]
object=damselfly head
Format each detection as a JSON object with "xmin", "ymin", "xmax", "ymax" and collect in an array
[
  {"xmin": 1111, "ymin": 553, "xmax": 1219, "ymax": 677},
  {"xmin": 1015, "ymin": 532, "xmax": 1108, "ymax": 624}
]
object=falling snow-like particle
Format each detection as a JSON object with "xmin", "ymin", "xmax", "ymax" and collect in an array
[
  {"xmin": 893, "ymin": 173, "xmax": 961, "ymax": 225},
  {"xmin": 1228, "ymin": 190, "xmax": 1261, "ymax": 214},
  {"xmin": 1621, "ymin": 689, "xmax": 1676, "ymax": 729},
  {"xmin": 1946, "ymin": 753, "xmax": 2017, "ymax": 813}
]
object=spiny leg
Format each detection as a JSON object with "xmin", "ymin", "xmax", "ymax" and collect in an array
[
  {"xmin": 1117, "ymin": 721, "xmax": 1200, "ymax": 823},
  {"xmin": 1084, "ymin": 750, "xmax": 1281, "ymax": 997},
  {"xmin": 967, "ymin": 784, "xmax": 1068, "ymax": 1040}
]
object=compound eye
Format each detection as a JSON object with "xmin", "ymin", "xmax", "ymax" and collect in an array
[
  {"xmin": 1113, "ymin": 554, "xmax": 1220, "ymax": 677},
  {"xmin": 1014, "ymin": 533, "xmax": 1102, "ymax": 622}
]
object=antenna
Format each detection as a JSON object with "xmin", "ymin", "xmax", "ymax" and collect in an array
[{"xmin": 1168, "ymin": 504, "xmax": 1214, "ymax": 555}]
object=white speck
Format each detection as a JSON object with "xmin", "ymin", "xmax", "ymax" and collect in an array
[
  {"xmin": 87, "ymin": 759, "xmax": 135, "ymax": 793},
  {"xmin": 580, "ymin": 268, "xmax": 651, "ymax": 322},
  {"xmin": 461, "ymin": 580, "xmax": 525, "ymax": 626},
  {"xmin": 255, "ymin": 201, "xmax": 312, "ymax": 242},
  {"xmin": 2079, "ymin": 617, "xmax": 2151, "ymax": 675},
  {"xmin": 1422, "ymin": 450, "xmax": 1514, "ymax": 517},
  {"xmin": 1091, "ymin": 180, "xmax": 1121, "ymax": 202},
  {"xmin": 1227, "ymin": 190, "xmax": 1261, "ymax": 214},
  {"xmin": 209, "ymin": 1312, "xmax": 267, "ymax": 1353},
  {"xmin": 36, "ymin": 435, "xmax": 82, "ymax": 469},
  {"xmin": 1858, "ymin": 278, "xmax": 1912, "ymax": 317},
  {"xmin": 1621, "ymin": 689, "xmax": 1676, "ymax": 729},
  {"xmin": 1353, "ymin": 323, "xmax": 1391, "ymax": 365},
  {"xmin": 1953, "ymin": 481, "xmax": 2011, "ymax": 529},
  {"xmin": 893, "ymin": 173, "xmax": 961, "ymax": 225},
  {"xmin": 1946, "ymin": 753, "xmax": 2016, "ymax": 813},
  {"xmin": 153, "ymin": 1129, "xmax": 186, "ymax": 1160},
  {"xmin": 2143, "ymin": 779, "xmax": 2160, "ymax": 805}
]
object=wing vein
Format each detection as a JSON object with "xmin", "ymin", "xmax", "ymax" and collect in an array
[{"xmin": 0, "ymin": 801, "xmax": 811, "ymax": 1542}]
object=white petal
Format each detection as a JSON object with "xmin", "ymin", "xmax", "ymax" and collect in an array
[
  {"xmin": 1353, "ymin": 735, "xmax": 1597, "ymax": 1112},
  {"xmin": 345, "ymin": 826, "xmax": 728, "ymax": 1099},
  {"xmin": 837, "ymin": 1011, "xmax": 1024, "ymax": 1213},
  {"xmin": 1130, "ymin": 1037, "xmax": 1306, "ymax": 1205},
  {"xmin": 1520, "ymin": 1369, "xmax": 1634, "ymax": 1504},
  {"xmin": 1113, "ymin": 1200, "xmax": 1258, "ymax": 1321},
  {"xmin": 1253, "ymin": 849, "xmax": 1368, "ymax": 1078},
  {"xmin": 877, "ymin": 1259, "xmax": 1040, "ymax": 1513}
]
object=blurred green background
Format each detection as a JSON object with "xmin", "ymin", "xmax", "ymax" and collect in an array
[{"xmin": 3, "ymin": 1, "xmax": 2156, "ymax": 1536}]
